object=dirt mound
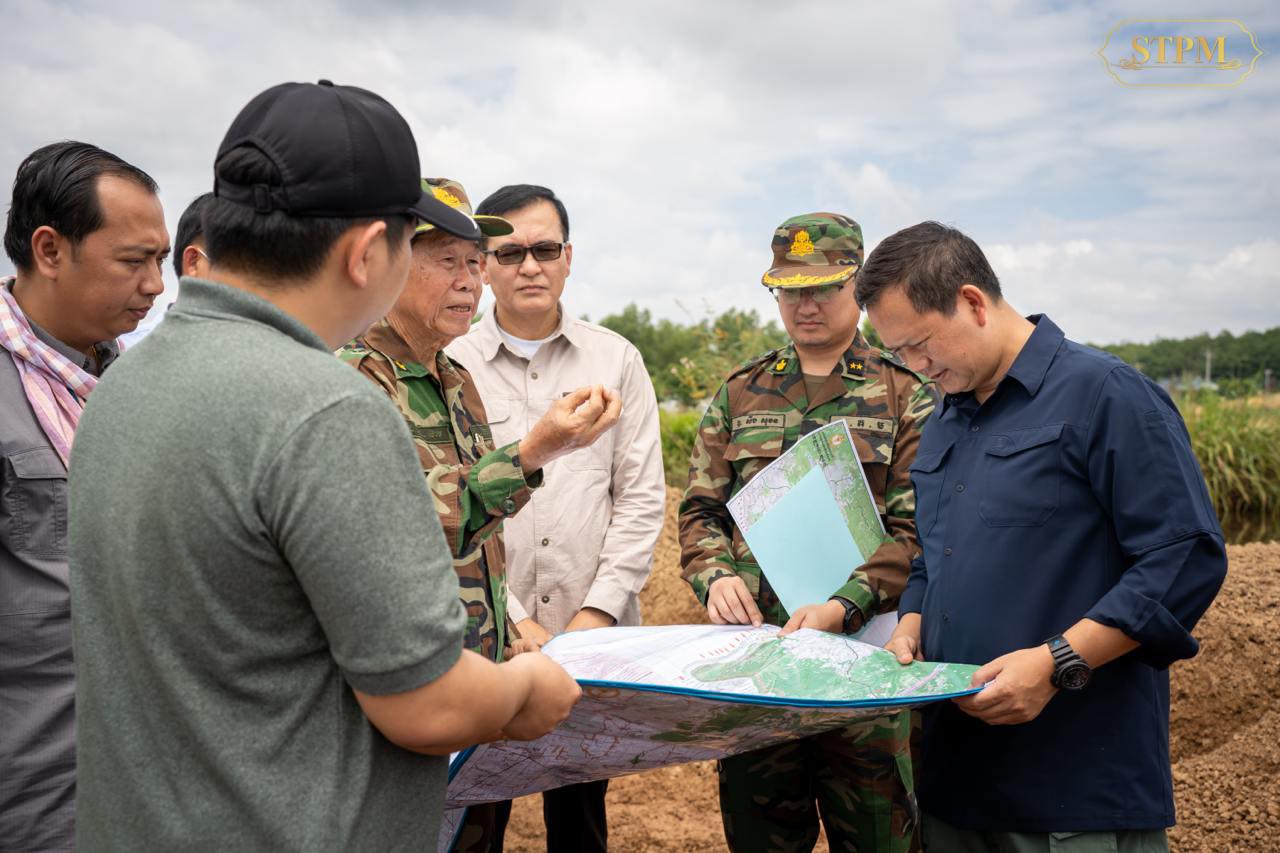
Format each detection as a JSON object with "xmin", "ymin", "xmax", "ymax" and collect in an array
[{"xmin": 502, "ymin": 490, "xmax": 1279, "ymax": 851}]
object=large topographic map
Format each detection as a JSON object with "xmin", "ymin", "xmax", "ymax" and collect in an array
[{"xmin": 438, "ymin": 625, "xmax": 979, "ymax": 850}]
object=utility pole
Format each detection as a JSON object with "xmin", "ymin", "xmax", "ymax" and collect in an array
[
  {"xmin": 1265, "ymin": 367, "xmax": 1274, "ymax": 394},
  {"xmin": 1204, "ymin": 348, "xmax": 1212, "ymax": 384}
]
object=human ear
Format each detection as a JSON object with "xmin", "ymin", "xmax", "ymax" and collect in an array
[
  {"xmin": 345, "ymin": 220, "xmax": 389, "ymax": 290},
  {"xmin": 959, "ymin": 284, "xmax": 989, "ymax": 326},
  {"xmin": 182, "ymin": 245, "xmax": 203, "ymax": 277},
  {"xmin": 30, "ymin": 226, "xmax": 65, "ymax": 279}
]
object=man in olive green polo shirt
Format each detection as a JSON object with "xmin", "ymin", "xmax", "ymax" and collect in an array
[{"xmin": 68, "ymin": 80, "xmax": 581, "ymax": 851}]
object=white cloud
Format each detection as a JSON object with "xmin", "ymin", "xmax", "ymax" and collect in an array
[
  {"xmin": 986, "ymin": 238, "xmax": 1280, "ymax": 343},
  {"xmin": 0, "ymin": 0, "xmax": 1275, "ymax": 344}
]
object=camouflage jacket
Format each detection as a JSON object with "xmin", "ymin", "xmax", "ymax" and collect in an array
[
  {"xmin": 679, "ymin": 332, "xmax": 936, "ymax": 629},
  {"xmin": 338, "ymin": 321, "xmax": 542, "ymax": 660}
]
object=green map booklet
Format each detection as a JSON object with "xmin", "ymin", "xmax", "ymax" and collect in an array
[
  {"xmin": 438, "ymin": 624, "xmax": 979, "ymax": 850},
  {"xmin": 727, "ymin": 420, "xmax": 887, "ymax": 619}
]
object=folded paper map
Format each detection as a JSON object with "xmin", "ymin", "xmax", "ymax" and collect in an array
[{"xmin": 727, "ymin": 420, "xmax": 887, "ymax": 616}]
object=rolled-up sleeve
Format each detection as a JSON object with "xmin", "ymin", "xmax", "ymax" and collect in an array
[
  {"xmin": 468, "ymin": 440, "xmax": 542, "ymax": 522},
  {"xmin": 1081, "ymin": 367, "xmax": 1227, "ymax": 669}
]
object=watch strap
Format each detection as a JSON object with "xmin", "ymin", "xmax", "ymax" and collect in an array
[
  {"xmin": 829, "ymin": 596, "xmax": 862, "ymax": 635},
  {"xmin": 1045, "ymin": 633, "xmax": 1087, "ymax": 687}
]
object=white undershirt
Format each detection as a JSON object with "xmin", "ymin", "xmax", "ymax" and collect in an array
[{"xmin": 497, "ymin": 325, "xmax": 556, "ymax": 360}]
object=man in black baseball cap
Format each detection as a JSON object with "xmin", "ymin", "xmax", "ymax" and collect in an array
[
  {"xmin": 68, "ymin": 80, "xmax": 580, "ymax": 850},
  {"xmin": 213, "ymin": 79, "xmax": 480, "ymax": 237}
]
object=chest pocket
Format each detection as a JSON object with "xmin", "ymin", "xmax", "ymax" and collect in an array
[
  {"xmin": 2, "ymin": 448, "xmax": 68, "ymax": 558},
  {"xmin": 724, "ymin": 429, "xmax": 784, "ymax": 482},
  {"xmin": 979, "ymin": 423, "xmax": 1064, "ymax": 527},
  {"xmin": 908, "ymin": 442, "xmax": 952, "ymax": 538}
]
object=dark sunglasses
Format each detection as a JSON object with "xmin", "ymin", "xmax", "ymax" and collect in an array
[{"xmin": 486, "ymin": 241, "xmax": 567, "ymax": 266}]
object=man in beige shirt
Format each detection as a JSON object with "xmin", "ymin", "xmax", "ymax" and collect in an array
[{"xmin": 447, "ymin": 184, "xmax": 664, "ymax": 852}]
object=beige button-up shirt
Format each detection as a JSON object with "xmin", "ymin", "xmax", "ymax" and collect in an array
[{"xmin": 447, "ymin": 307, "xmax": 665, "ymax": 633}]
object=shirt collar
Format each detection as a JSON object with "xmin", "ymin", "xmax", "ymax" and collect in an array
[
  {"xmin": 172, "ymin": 277, "xmax": 331, "ymax": 354},
  {"xmin": 361, "ymin": 320, "xmax": 454, "ymax": 381},
  {"xmin": 765, "ymin": 331, "xmax": 873, "ymax": 380},
  {"xmin": 1004, "ymin": 314, "xmax": 1064, "ymax": 397},
  {"xmin": 938, "ymin": 313, "xmax": 1064, "ymax": 416},
  {"xmin": 4, "ymin": 277, "xmax": 119, "ymax": 375},
  {"xmin": 473, "ymin": 301, "xmax": 581, "ymax": 361}
]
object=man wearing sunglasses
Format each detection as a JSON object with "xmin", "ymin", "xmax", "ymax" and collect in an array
[
  {"xmin": 447, "ymin": 184, "xmax": 665, "ymax": 852},
  {"xmin": 679, "ymin": 212, "xmax": 936, "ymax": 853}
]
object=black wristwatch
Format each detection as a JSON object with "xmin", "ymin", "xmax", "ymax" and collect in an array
[
  {"xmin": 1045, "ymin": 634, "xmax": 1092, "ymax": 690},
  {"xmin": 829, "ymin": 596, "xmax": 863, "ymax": 635}
]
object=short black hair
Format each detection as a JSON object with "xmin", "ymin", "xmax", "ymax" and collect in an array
[
  {"xmin": 475, "ymin": 184, "xmax": 569, "ymax": 242},
  {"xmin": 4, "ymin": 140, "xmax": 159, "ymax": 272},
  {"xmin": 855, "ymin": 221, "xmax": 1002, "ymax": 315},
  {"xmin": 203, "ymin": 145, "xmax": 409, "ymax": 281},
  {"xmin": 173, "ymin": 192, "xmax": 215, "ymax": 278}
]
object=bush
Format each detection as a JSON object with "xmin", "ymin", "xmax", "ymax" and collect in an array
[
  {"xmin": 600, "ymin": 304, "xmax": 787, "ymax": 407},
  {"xmin": 659, "ymin": 408, "xmax": 702, "ymax": 491}
]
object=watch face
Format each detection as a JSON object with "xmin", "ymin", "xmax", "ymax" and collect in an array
[{"xmin": 1058, "ymin": 662, "xmax": 1091, "ymax": 691}]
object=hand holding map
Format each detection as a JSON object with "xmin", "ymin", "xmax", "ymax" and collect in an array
[{"xmin": 438, "ymin": 625, "xmax": 978, "ymax": 850}]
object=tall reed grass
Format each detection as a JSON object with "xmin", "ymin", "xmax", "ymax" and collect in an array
[
  {"xmin": 658, "ymin": 395, "xmax": 1280, "ymax": 537},
  {"xmin": 1179, "ymin": 394, "xmax": 1280, "ymax": 525}
]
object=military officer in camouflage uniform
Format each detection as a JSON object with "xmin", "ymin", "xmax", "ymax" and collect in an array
[
  {"xmin": 679, "ymin": 212, "xmax": 936, "ymax": 853},
  {"xmin": 339, "ymin": 178, "xmax": 620, "ymax": 851}
]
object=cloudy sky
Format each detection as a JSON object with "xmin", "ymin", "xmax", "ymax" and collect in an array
[{"xmin": 2, "ymin": 0, "xmax": 1276, "ymax": 345}]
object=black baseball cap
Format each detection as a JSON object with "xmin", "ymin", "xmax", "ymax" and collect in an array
[{"xmin": 214, "ymin": 80, "xmax": 480, "ymax": 240}]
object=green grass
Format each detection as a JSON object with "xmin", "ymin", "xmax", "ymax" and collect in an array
[
  {"xmin": 657, "ymin": 395, "xmax": 1279, "ymax": 540},
  {"xmin": 1179, "ymin": 394, "xmax": 1280, "ymax": 525},
  {"xmin": 659, "ymin": 408, "xmax": 701, "ymax": 491}
]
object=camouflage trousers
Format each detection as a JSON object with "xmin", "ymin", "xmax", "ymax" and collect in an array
[{"xmin": 718, "ymin": 711, "xmax": 917, "ymax": 853}]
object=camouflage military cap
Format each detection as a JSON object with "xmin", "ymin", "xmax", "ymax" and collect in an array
[
  {"xmin": 761, "ymin": 212, "xmax": 864, "ymax": 288},
  {"xmin": 416, "ymin": 178, "xmax": 514, "ymax": 238}
]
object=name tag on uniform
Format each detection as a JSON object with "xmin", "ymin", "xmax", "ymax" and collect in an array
[
  {"xmin": 730, "ymin": 412, "xmax": 786, "ymax": 433},
  {"xmin": 838, "ymin": 415, "xmax": 895, "ymax": 437},
  {"xmin": 411, "ymin": 424, "xmax": 453, "ymax": 445}
]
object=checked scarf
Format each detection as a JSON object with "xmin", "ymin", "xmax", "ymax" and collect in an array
[{"xmin": 1, "ymin": 277, "xmax": 104, "ymax": 468}]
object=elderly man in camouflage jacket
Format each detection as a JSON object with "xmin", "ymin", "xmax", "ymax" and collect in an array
[
  {"xmin": 679, "ymin": 213, "xmax": 936, "ymax": 853},
  {"xmin": 339, "ymin": 178, "xmax": 619, "ymax": 852}
]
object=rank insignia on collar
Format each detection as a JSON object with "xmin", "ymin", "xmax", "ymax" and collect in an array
[
  {"xmin": 772, "ymin": 358, "xmax": 789, "ymax": 372},
  {"xmin": 846, "ymin": 358, "xmax": 866, "ymax": 376}
]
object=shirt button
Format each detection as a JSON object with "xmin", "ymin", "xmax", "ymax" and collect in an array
[
  {"xmin": 541, "ymin": 537, "xmax": 550, "ymax": 546},
  {"xmin": 955, "ymin": 484, "xmax": 965, "ymax": 493},
  {"xmin": 970, "ymin": 424, "xmax": 980, "ymax": 432},
  {"xmin": 531, "ymin": 372, "xmax": 539, "ymax": 380},
  {"xmin": 541, "ymin": 595, "xmax": 551, "ymax": 604},
  {"xmin": 502, "ymin": 499, "xmax": 516, "ymax": 513},
  {"xmin": 944, "ymin": 547, "xmax": 953, "ymax": 556}
]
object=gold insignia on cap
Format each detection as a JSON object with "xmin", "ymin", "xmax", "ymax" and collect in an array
[
  {"xmin": 432, "ymin": 186, "xmax": 463, "ymax": 208},
  {"xmin": 790, "ymin": 230, "xmax": 815, "ymax": 257}
]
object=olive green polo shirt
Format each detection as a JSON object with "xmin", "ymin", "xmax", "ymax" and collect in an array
[{"xmin": 68, "ymin": 277, "xmax": 466, "ymax": 850}]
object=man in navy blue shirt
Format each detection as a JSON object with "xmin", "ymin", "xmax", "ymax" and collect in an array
[{"xmin": 855, "ymin": 221, "xmax": 1226, "ymax": 853}]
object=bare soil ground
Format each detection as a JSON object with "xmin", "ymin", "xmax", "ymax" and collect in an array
[{"xmin": 503, "ymin": 489, "xmax": 1279, "ymax": 851}]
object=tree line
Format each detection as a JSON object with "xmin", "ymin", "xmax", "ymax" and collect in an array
[{"xmin": 593, "ymin": 303, "xmax": 1279, "ymax": 405}]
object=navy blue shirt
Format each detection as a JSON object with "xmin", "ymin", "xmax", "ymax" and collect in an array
[{"xmin": 901, "ymin": 315, "xmax": 1226, "ymax": 833}]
